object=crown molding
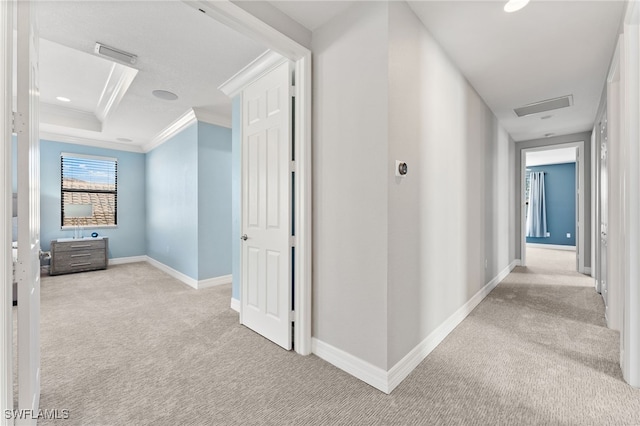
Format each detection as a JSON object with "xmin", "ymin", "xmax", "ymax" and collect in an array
[
  {"xmin": 40, "ymin": 102, "xmax": 102, "ymax": 132},
  {"xmin": 96, "ymin": 62, "xmax": 138, "ymax": 122},
  {"xmin": 143, "ymin": 108, "xmax": 197, "ymax": 153},
  {"xmin": 218, "ymin": 49, "xmax": 287, "ymax": 98},
  {"xmin": 39, "ymin": 131, "xmax": 144, "ymax": 153},
  {"xmin": 193, "ymin": 107, "xmax": 231, "ymax": 128}
]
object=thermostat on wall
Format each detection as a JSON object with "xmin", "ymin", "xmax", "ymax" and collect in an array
[{"xmin": 395, "ymin": 160, "xmax": 408, "ymax": 177}]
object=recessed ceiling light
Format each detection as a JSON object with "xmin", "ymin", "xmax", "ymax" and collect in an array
[
  {"xmin": 545, "ymin": 133, "xmax": 556, "ymax": 138},
  {"xmin": 504, "ymin": 0, "xmax": 530, "ymax": 13},
  {"xmin": 56, "ymin": 96, "xmax": 71, "ymax": 102},
  {"xmin": 152, "ymin": 90, "xmax": 178, "ymax": 101},
  {"xmin": 116, "ymin": 137, "xmax": 133, "ymax": 143}
]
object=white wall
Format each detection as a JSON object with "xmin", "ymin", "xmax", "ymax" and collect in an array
[
  {"xmin": 312, "ymin": 1, "xmax": 390, "ymax": 370},
  {"xmin": 387, "ymin": 1, "xmax": 512, "ymax": 368},
  {"xmin": 312, "ymin": 1, "xmax": 514, "ymax": 385}
]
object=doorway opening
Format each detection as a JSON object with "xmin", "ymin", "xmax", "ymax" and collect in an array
[{"xmin": 520, "ymin": 142, "xmax": 586, "ymax": 274}]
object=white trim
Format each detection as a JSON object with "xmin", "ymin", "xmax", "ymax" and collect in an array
[
  {"xmin": 145, "ymin": 256, "xmax": 198, "ymax": 288},
  {"xmin": 145, "ymin": 256, "xmax": 230, "ymax": 290},
  {"xmin": 40, "ymin": 131, "xmax": 144, "ymax": 153},
  {"xmin": 584, "ymin": 267, "xmax": 592, "ymax": 275},
  {"xmin": 311, "ymin": 338, "xmax": 389, "ymax": 393},
  {"xmin": 95, "ymin": 63, "xmax": 138, "ymax": 123},
  {"xmin": 520, "ymin": 141, "xmax": 585, "ymax": 273},
  {"xmin": 0, "ymin": 0, "xmax": 13, "ymax": 421},
  {"xmin": 40, "ymin": 103, "xmax": 102, "ymax": 132},
  {"xmin": 230, "ymin": 298, "xmax": 240, "ymax": 312},
  {"xmin": 313, "ymin": 261, "xmax": 519, "ymax": 394},
  {"xmin": 191, "ymin": 0, "xmax": 313, "ymax": 356},
  {"xmin": 623, "ymin": 0, "xmax": 640, "ymax": 387},
  {"xmin": 143, "ymin": 109, "xmax": 197, "ymax": 153},
  {"xmin": 192, "ymin": 107, "xmax": 231, "ymax": 129},
  {"xmin": 108, "ymin": 256, "xmax": 146, "ymax": 266},
  {"xmin": 182, "ymin": 1, "xmax": 309, "ymax": 60},
  {"xmin": 61, "ymin": 151, "xmax": 117, "ymax": 162},
  {"xmin": 526, "ymin": 243, "xmax": 576, "ymax": 251},
  {"xmin": 386, "ymin": 260, "xmax": 518, "ymax": 393},
  {"xmin": 198, "ymin": 274, "xmax": 232, "ymax": 289},
  {"xmin": 294, "ymin": 52, "xmax": 312, "ymax": 356},
  {"xmin": 218, "ymin": 50, "xmax": 287, "ymax": 97}
]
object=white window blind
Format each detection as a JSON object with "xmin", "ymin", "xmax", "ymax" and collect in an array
[{"xmin": 61, "ymin": 153, "xmax": 117, "ymax": 227}]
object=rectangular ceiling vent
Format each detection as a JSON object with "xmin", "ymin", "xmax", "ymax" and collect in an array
[
  {"xmin": 514, "ymin": 95, "xmax": 573, "ymax": 117},
  {"xmin": 94, "ymin": 42, "xmax": 137, "ymax": 65}
]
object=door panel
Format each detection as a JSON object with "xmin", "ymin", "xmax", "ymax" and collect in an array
[
  {"xmin": 241, "ymin": 60, "xmax": 292, "ymax": 350},
  {"xmin": 16, "ymin": 0, "xmax": 41, "ymax": 422}
]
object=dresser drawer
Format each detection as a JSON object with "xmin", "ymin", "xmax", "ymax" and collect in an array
[
  {"xmin": 52, "ymin": 239, "xmax": 106, "ymax": 252},
  {"xmin": 50, "ymin": 251, "xmax": 107, "ymax": 274}
]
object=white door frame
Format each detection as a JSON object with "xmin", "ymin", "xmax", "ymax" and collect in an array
[
  {"xmin": 622, "ymin": 0, "xmax": 639, "ymax": 387},
  {"xmin": 0, "ymin": 0, "xmax": 13, "ymax": 422},
  {"xmin": 183, "ymin": 0, "xmax": 312, "ymax": 355},
  {"xmin": 520, "ymin": 141, "xmax": 585, "ymax": 273}
]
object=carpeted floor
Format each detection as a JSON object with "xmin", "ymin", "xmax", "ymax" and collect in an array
[{"xmin": 20, "ymin": 248, "xmax": 640, "ymax": 425}]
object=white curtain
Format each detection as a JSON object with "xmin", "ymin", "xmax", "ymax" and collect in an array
[{"xmin": 526, "ymin": 171, "xmax": 547, "ymax": 238}]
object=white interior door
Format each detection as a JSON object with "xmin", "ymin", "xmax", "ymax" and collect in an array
[
  {"xmin": 16, "ymin": 0, "xmax": 41, "ymax": 421},
  {"xmin": 241, "ymin": 60, "xmax": 293, "ymax": 350}
]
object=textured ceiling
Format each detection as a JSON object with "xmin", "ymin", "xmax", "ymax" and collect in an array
[{"xmin": 38, "ymin": 0, "xmax": 268, "ymax": 149}]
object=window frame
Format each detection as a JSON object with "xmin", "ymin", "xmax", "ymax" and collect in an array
[{"xmin": 60, "ymin": 152, "xmax": 118, "ymax": 229}]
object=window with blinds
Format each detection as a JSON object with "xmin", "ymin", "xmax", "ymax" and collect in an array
[{"xmin": 61, "ymin": 153, "xmax": 117, "ymax": 227}]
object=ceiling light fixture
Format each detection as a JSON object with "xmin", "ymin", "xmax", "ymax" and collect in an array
[
  {"xmin": 504, "ymin": 0, "xmax": 530, "ymax": 13},
  {"xmin": 545, "ymin": 133, "xmax": 556, "ymax": 138},
  {"xmin": 94, "ymin": 42, "xmax": 137, "ymax": 65},
  {"xmin": 152, "ymin": 90, "xmax": 178, "ymax": 101},
  {"xmin": 541, "ymin": 115, "xmax": 553, "ymax": 120},
  {"xmin": 116, "ymin": 137, "xmax": 133, "ymax": 143},
  {"xmin": 56, "ymin": 96, "xmax": 71, "ymax": 102}
]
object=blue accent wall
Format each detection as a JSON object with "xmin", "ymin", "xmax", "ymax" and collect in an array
[
  {"xmin": 197, "ymin": 122, "xmax": 232, "ymax": 279},
  {"xmin": 146, "ymin": 123, "xmax": 199, "ymax": 278},
  {"xmin": 231, "ymin": 96, "xmax": 241, "ymax": 300},
  {"xmin": 146, "ymin": 121, "xmax": 233, "ymax": 281},
  {"xmin": 526, "ymin": 162, "xmax": 576, "ymax": 246},
  {"xmin": 40, "ymin": 140, "xmax": 147, "ymax": 258}
]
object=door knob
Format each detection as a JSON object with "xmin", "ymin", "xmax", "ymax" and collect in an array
[{"xmin": 241, "ymin": 234, "xmax": 248, "ymax": 241}]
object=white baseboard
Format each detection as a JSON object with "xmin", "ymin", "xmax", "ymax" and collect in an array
[
  {"xmin": 109, "ymin": 255, "xmax": 147, "ymax": 265},
  {"xmin": 145, "ymin": 256, "xmax": 230, "ymax": 290},
  {"xmin": 198, "ymin": 274, "xmax": 232, "ymax": 289},
  {"xmin": 526, "ymin": 243, "xmax": 576, "ymax": 251},
  {"xmin": 312, "ymin": 260, "xmax": 519, "ymax": 394},
  {"xmin": 584, "ymin": 267, "xmax": 592, "ymax": 275},
  {"xmin": 386, "ymin": 259, "xmax": 518, "ymax": 393},
  {"xmin": 230, "ymin": 298, "xmax": 240, "ymax": 312},
  {"xmin": 513, "ymin": 259, "xmax": 522, "ymax": 267},
  {"xmin": 311, "ymin": 338, "xmax": 389, "ymax": 393}
]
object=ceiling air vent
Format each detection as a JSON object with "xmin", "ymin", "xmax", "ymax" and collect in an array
[
  {"xmin": 94, "ymin": 42, "xmax": 137, "ymax": 65},
  {"xmin": 514, "ymin": 95, "xmax": 573, "ymax": 117}
]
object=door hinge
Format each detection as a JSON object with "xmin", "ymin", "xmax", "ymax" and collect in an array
[
  {"xmin": 12, "ymin": 111, "xmax": 26, "ymax": 134},
  {"xmin": 289, "ymin": 85, "xmax": 296, "ymax": 97},
  {"xmin": 290, "ymin": 160, "xmax": 296, "ymax": 172},
  {"xmin": 289, "ymin": 236, "xmax": 296, "ymax": 247},
  {"xmin": 289, "ymin": 310, "xmax": 295, "ymax": 322}
]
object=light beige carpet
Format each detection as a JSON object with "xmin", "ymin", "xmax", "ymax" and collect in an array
[{"xmin": 15, "ymin": 251, "xmax": 640, "ymax": 425}]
